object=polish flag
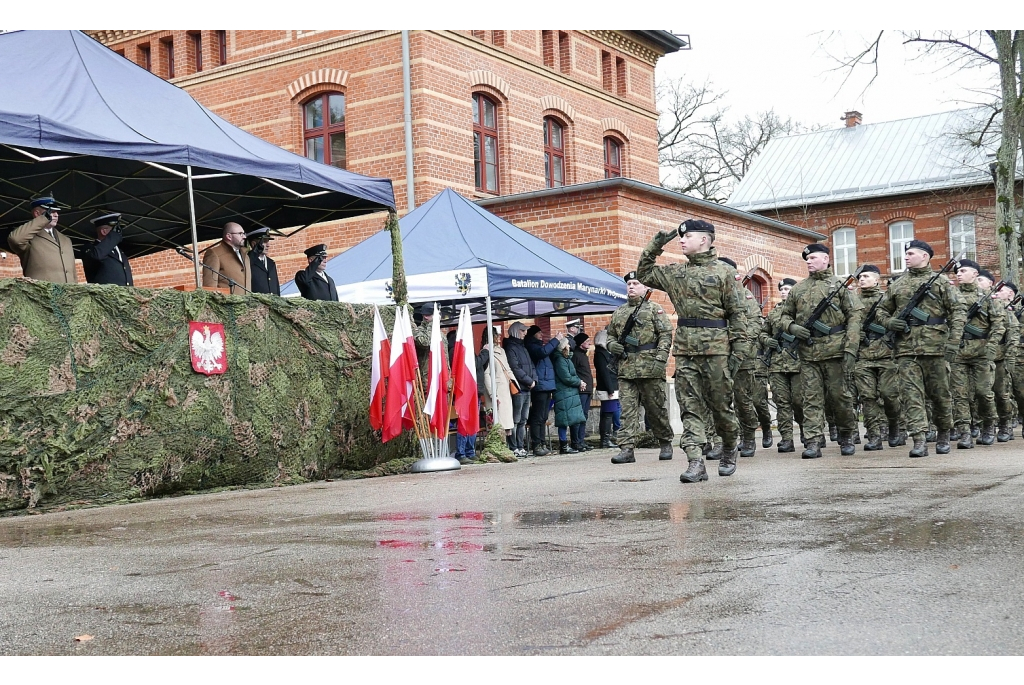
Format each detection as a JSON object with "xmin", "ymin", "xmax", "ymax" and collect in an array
[
  {"xmin": 451, "ymin": 305, "xmax": 479, "ymax": 436},
  {"xmin": 422, "ymin": 304, "xmax": 450, "ymax": 438},
  {"xmin": 382, "ymin": 305, "xmax": 416, "ymax": 442},
  {"xmin": 369, "ymin": 305, "xmax": 391, "ymax": 432}
]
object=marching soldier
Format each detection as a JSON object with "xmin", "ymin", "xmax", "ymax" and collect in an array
[
  {"xmin": 949, "ymin": 259, "xmax": 1004, "ymax": 448},
  {"xmin": 637, "ymin": 219, "xmax": 750, "ymax": 483},
  {"xmin": 7, "ymin": 195, "xmax": 78, "ymax": 283},
  {"xmin": 82, "ymin": 212, "xmax": 134, "ymax": 286},
  {"xmin": 719, "ymin": 256, "xmax": 762, "ymax": 458},
  {"xmin": 752, "ymin": 326, "xmax": 774, "ymax": 449},
  {"xmin": 992, "ymin": 282, "xmax": 1019, "ymax": 441},
  {"xmin": 855, "ymin": 264, "xmax": 903, "ymax": 450},
  {"xmin": 606, "ymin": 271, "xmax": 675, "ymax": 464},
  {"xmin": 779, "ymin": 244, "xmax": 863, "ymax": 459},
  {"xmin": 761, "ymin": 277, "xmax": 804, "ymax": 452},
  {"xmin": 246, "ymin": 228, "xmax": 280, "ymax": 296},
  {"xmin": 875, "ymin": 240, "xmax": 965, "ymax": 457}
]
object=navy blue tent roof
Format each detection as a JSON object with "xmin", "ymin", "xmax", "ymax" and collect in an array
[
  {"xmin": 0, "ymin": 30, "xmax": 394, "ymax": 258},
  {"xmin": 282, "ymin": 188, "xmax": 627, "ymax": 320}
]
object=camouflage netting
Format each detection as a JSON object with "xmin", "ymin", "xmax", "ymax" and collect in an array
[{"xmin": 0, "ymin": 279, "xmax": 419, "ymax": 513}]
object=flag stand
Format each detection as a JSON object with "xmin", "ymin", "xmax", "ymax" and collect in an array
[{"xmin": 411, "ymin": 303, "xmax": 460, "ymax": 473}]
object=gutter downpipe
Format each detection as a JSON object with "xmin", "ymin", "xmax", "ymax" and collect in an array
[{"xmin": 402, "ymin": 30, "xmax": 416, "ymax": 211}]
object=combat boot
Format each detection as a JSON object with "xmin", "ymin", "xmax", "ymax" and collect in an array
[
  {"xmin": 680, "ymin": 459, "xmax": 708, "ymax": 483},
  {"xmin": 761, "ymin": 424, "xmax": 773, "ymax": 448},
  {"xmin": 854, "ymin": 432, "xmax": 861, "ymax": 444},
  {"xmin": 777, "ymin": 438, "xmax": 795, "ymax": 453},
  {"xmin": 739, "ymin": 437, "xmax": 756, "ymax": 458},
  {"xmin": 971, "ymin": 424, "xmax": 980, "ymax": 439},
  {"xmin": 957, "ymin": 425, "xmax": 974, "ymax": 449},
  {"xmin": 828, "ymin": 425, "xmax": 839, "ymax": 444},
  {"xmin": 997, "ymin": 423, "xmax": 1012, "ymax": 442},
  {"xmin": 864, "ymin": 432, "xmax": 884, "ymax": 451},
  {"xmin": 978, "ymin": 424, "xmax": 996, "ymax": 446},
  {"xmin": 880, "ymin": 425, "xmax": 890, "ymax": 445},
  {"xmin": 801, "ymin": 436, "xmax": 823, "ymax": 459},
  {"xmin": 610, "ymin": 446, "xmax": 635, "ymax": 464},
  {"xmin": 935, "ymin": 429, "xmax": 951, "ymax": 454},
  {"xmin": 839, "ymin": 432, "xmax": 856, "ymax": 456},
  {"xmin": 706, "ymin": 443, "xmax": 724, "ymax": 461},
  {"xmin": 888, "ymin": 422, "xmax": 905, "ymax": 447},
  {"xmin": 909, "ymin": 433, "xmax": 929, "ymax": 458},
  {"xmin": 658, "ymin": 441, "xmax": 674, "ymax": 461},
  {"xmin": 926, "ymin": 428, "xmax": 938, "ymax": 442},
  {"xmin": 718, "ymin": 446, "xmax": 738, "ymax": 476}
]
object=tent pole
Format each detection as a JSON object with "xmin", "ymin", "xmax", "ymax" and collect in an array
[
  {"xmin": 186, "ymin": 165, "xmax": 202, "ymax": 288},
  {"xmin": 485, "ymin": 295, "xmax": 497, "ymax": 420}
]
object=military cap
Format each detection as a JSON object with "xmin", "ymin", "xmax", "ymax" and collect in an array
[
  {"xmin": 304, "ymin": 244, "xmax": 328, "ymax": 258},
  {"xmin": 717, "ymin": 256, "xmax": 737, "ymax": 269},
  {"xmin": 565, "ymin": 319, "xmax": 582, "ymax": 330},
  {"xmin": 623, "ymin": 270, "xmax": 638, "ymax": 283},
  {"xmin": 573, "ymin": 332, "xmax": 589, "ymax": 347},
  {"xmin": 801, "ymin": 243, "xmax": 829, "ymax": 260},
  {"xmin": 525, "ymin": 324, "xmax": 542, "ymax": 339},
  {"xmin": 90, "ymin": 211, "xmax": 121, "ymax": 227},
  {"xmin": 677, "ymin": 218, "xmax": 715, "ymax": 236},
  {"xmin": 978, "ymin": 268, "xmax": 994, "ymax": 281},
  {"xmin": 956, "ymin": 258, "xmax": 981, "ymax": 273},
  {"xmin": 779, "ymin": 277, "xmax": 797, "ymax": 289},
  {"xmin": 860, "ymin": 264, "xmax": 881, "ymax": 275},
  {"xmin": 906, "ymin": 239, "xmax": 933, "ymax": 257},
  {"xmin": 245, "ymin": 227, "xmax": 274, "ymax": 242},
  {"xmin": 30, "ymin": 195, "xmax": 57, "ymax": 209}
]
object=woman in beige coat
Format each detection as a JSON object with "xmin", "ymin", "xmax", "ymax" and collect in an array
[{"xmin": 481, "ymin": 326, "xmax": 516, "ymax": 445}]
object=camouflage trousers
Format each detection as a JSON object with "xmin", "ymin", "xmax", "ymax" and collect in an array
[
  {"xmin": 674, "ymin": 355, "xmax": 738, "ymax": 458},
  {"xmin": 617, "ymin": 377, "xmax": 674, "ymax": 447},
  {"xmin": 854, "ymin": 361, "xmax": 902, "ymax": 435},
  {"xmin": 898, "ymin": 355, "xmax": 954, "ymax": 435},
  {"xmin": 733, "ymin": 367, "xmax": 759, "ymax": 440},
  {"xmin": 1012, "ymin": 365, "xmax": 1024, "ymax": 422},
  {"xmin": 769, "ymin": 371, "xmax": 803, "ymax": 440},
  {"xmin": 753, "ymin": 373, "xmax": 772, "ymax": 430},
  {"xmin": 994, "ymin": 361, "xmax": 1017, "ymax": 424},
  {"xmin": 800, "ymin": 357, "xmax": 858, "ymax": 439},
  {"xmin": 951, "ymin": 358, "xmax": 997, "ymax": 428}
]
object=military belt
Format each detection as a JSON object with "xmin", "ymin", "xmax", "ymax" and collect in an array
[
  {"xmin": 907, "ymin": 316, "xmax": 947, "ymax": 327},
  {"xmin": 629, "ymin": 342, "xmax": 658, "ymax": 351},
  {"xmin": 676, "ymin": 318, "xmax": 727, "ymax": 328},
  {"xmin": 809, "ymin": 324, "xmax": 846, "ymax": 338}
]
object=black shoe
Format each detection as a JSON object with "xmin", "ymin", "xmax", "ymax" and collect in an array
[
  {"xmin": 839, "ymin": 434, "xmax": 855, "ymax": 456},
  {"xmin": 600, "ymin": 437, "xmax": 614, "ymax": 448},
  {"xmin": 957, "ymin": 428, "xmax": 974, "ymax": 449},
  {"xmin": 777, "ymin": 438, "xmax": 795, "ymax": 453},
  {"xmin": 935, "ymin": 429, "xmax": 951, "ymax": 454},
  {"xmin": 658, "ymin": 442, "xmax": 674, "ymax": 461},
  {"xmin": 971, "ymin": 425, "xmax": 980, "ymax": 439},
  {"xmin": 829, "ymin": 425, "xmax": 839, "ymax": 443},
  {"xmin": 706, "ymin": 443, "xmax": 724, "ymax": 461},
  {"xmin": 740, "ymin": 439, "xmax": 756, "ymax": 458},
  {"xmin": 926, "ymin": 430, "xmax": 938, "ymax": 443},
  {"xmin": 978, "ymin": 425, "xmax": 996, "ymax": 446},
  {"xmin": 533, "ymin": 445, "xmax": 550, "ymax": 457},
  {"xmin": 611, "ymin": 447, "xmax": 635, "ymax": 464},
  {"xmin": 910, "ymin": 435, "xmax": 929, "ymax": 458},
  {"xmin": 718, "ymin": 447, "xmax": 738, "ymax": 476},
  {"xmin": 680, "ymin": 460, "xmax": 708, "ymax": 483},
  {"xmin": 802, "ymin": 437, "xmax": 823, "ymax": 459},
  {"xmin": 864, "ymin": 434, "xmax": 884, "ymax": 451},
  {"xmin": 761, "ymin": 427, "xmax": 773, "ymax": 448}
]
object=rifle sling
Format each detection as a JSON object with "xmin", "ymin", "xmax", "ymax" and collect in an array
[{"xmin": 809, "ymin": 324, "xmax": 846, "ymax": 338}]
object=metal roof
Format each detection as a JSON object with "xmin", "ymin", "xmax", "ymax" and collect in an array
[{"xmin": 728, "ymin": 108, "xmax": 998, "ymax": 212}]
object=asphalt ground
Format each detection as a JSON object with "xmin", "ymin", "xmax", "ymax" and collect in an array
[{"xmin": 2, "ymin": 433, "xmax": 1023, "ymax": 656}]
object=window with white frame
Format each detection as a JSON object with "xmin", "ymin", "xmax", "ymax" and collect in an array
[
  {"xmin": 949, "ymin": 214, "xmax": 977, "ymax": 262},
  {"xmin": 889, "ymin": 221, "xmax": 915, "ymax": 273},
  {"xmin": 833, "ymin": 227, "xmax": 857, "ymax": 276}
]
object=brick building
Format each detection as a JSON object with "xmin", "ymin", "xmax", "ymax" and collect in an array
[{"xmin": 14, "ymin": 30, "xmax": 819, "ymax": 316}]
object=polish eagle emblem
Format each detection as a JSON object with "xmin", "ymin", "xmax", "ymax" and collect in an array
[
  {"xmin": 385, "ymin": 279, "xmax": 394, "ymax": 300},
  {"xmin": 188, "ymin": 322, "xmax": 227, "ymax": 375},
  {"xmin": 455, "ymin": 272, "xmax": 472, "ymax": 295}
]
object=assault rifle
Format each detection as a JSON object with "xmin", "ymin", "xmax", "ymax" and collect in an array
[
  {"xmin": 881, "ymin": 251, "xmax": 964, "ymax": 349},
  {"xmin": 614, "ymin": 289, "xmax": 653, "ymax": 357},
  {"xmin": 773, "ymin": 266, "xmax": 865, "ymax": 361},
  {"xmin": 861, "ymin": 290, "xmax": 890, "ymax": 348},
  {"xmin": 759, "ymin": 321, "xmax": 797, "ymax": 367},
  {"xmin": 960, "ymin": 279, "xmax": 1005, "ymax": 348}
]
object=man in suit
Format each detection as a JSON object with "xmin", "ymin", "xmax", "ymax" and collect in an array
[
  {"xmin": 246, "ymin": 227, "xmax": 280, "ymax": 296},
  {"xmin": 82, "ymin": 212, "xmax": 134, "ymax": 286},
  {"xmin": 7, "ymin": 195, "xmax": 78, "ymax": 283},
  {"xmin": 294, "ymin": 244, "xmax": 338, "ymax": 301},
  {"xmin": 202, "ymin": 222, "xmax": 251, "ymax": 294}
]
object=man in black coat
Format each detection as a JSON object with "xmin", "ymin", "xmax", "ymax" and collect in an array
[
  {"xmin": 504, "ymin": 322, "xmax": 538, "ymax": 457},
  {"xmin": 246, "ymin": 227, "xmax": 280, "ymax": 296},
  {"xmin": 571, "ymin": 332, "xmax": 595, "ymax": 451},
  {"xmin": 81, "ymin": 212, "xmax": 134, "ymax": 286},
  {"xmin": 294, "ymin": 244, "xmax": 338, "ymax": 301}
]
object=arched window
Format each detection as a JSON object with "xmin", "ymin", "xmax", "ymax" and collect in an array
[
  {"xmin": 745, "ymin": 275, "xmax": 766, "ymax": 309},
  {"xmin": 604, "ymin": 137, "xmax": 622, "ymax": 178},
  {"xmin": 949, "ymin": 214, "xmax": 977, "ymax": 261},
  {"xmin": 889, "ymin": 221, "xmax": 914, "ymax": 273},
  {"xmin": 303, "ymin": 92, "xmax": 346, "ymax": 169},
  {"xmin": 473, "ymin": 93, "xmax": 499, "ymax": 193},
  {"xmin": 543, "ymin": 116, "xmax": 565, "ymax": 188},
  {"xmin": 833, "ymin": 227, "xmax": 857, "ymax": 277}
]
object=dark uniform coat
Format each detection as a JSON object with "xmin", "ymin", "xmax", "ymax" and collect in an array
[
  {"xmin": 82, "ymin": 231, "xmax": 133, "ymax": 286},
  {"xmin": 7, "ymin": 215, "xmax": 78, "ymax": 283},
  {"xmin": 249, "ymin": 252, "xmax": 280, "ymax": 296},
  {"xmin": 294, "ymin": 264, "xmax": 339, "ymax": 301}
]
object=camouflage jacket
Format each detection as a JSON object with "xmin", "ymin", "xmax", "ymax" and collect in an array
[
  {"xmin": 857, "ymin": 287, "xmax": 894, "ymax": 363},
  {"xmin": 955, "ymin": 283, "xmax": 1005, "ymax": 361},
  {"xmin": 875, "ymin": 266, "xmax": 965, "ymax": 357},
  {"xmin": 636, "ymin": 244, "xmax": 750, "ymax": 357},
  {"xmin": 779, "ymin": 268, "xmax": 863, "ymax": 362},
  {"xmin": 739, "ymin": 290, "xmax": 762, "ymax": 370},
  {"xmin": 606, "ymin": 296, "xmax": 673, "ymax": 379},
  {"xmin": 995, "ymin": 301, "xmax": 1019, "ymax": 364},
  {"xmin": 760, "ymin": 302, "xmax": 801, "ymax": 373}
]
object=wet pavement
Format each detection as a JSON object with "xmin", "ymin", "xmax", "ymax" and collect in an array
[{"xmin": 2, "ymin": 435, "xmax": 1024, "ymax": 655}]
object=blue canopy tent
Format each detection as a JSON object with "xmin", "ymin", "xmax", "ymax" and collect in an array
[{"xmin": 0, "ymin": 30, "xmax": 395, "ymax": 283}]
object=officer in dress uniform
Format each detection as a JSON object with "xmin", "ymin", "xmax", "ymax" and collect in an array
[
  {"xmin": 246, "ymin": 227, "xmax": 280, "ymax": 296},
  {"xmin": 7, "ymin": 195, "xmax": 78, "ymax": 283},
  {"xmin": 82, "ymin": 212, "xmax": 134, "ymax": 286},
  {"xmin": 294, "ymin": 244, "xmax": 338, "ymax": 301}
]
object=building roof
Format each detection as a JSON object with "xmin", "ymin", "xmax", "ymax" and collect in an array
[
  {"xmin": 630, "ymin": 31, "xmax": 689, "ymax": 54},
  {"xmin": 728, "ymin": 108, "xmax": 997, "ymax": 212}
]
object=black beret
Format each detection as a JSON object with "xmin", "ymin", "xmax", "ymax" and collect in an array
[
  {"xmin": 1002, "ymin": 282, "xmax": 1019, "ymax": 294},
  {"xmin": 906, "ymin": 239, "xmax": 933, "ymax": 257},
  {"xmin": 860, "ymin": 264, "xmax": 881, "ymax": 275},
  {"xmin": 623, "ymin": 270, "xmax": 638, "ymax": 283},
  {"xmin": 525, "ymin": 325, "xmax": 541, "ymax": 339},
  {"xmin": 779, "ymin": 277, "xmax": 797, "ymax": 289},
  {"xmin": 801, "ymin": 243, "xmax": 829, "ymax": 260},
  {"xmin": 718, "ymin": 256, "xmax": 737, "ymax": 269},
  {"xmin": 573, "ymin": 333, "xmax": 589, "ymax": 346},
  {"xmin": 979, "ymin": 269, "xmax": 994, "ymax": 281},
  {"xmin": 956, "ymin": 258, "xmax": 981, "ymax": 273},
  {"xmin": 678, "ymin": 219, "xmax": 715, "ymax": 236},
  {"xmin": 304, "ymin": 244, "xmax": 327, "ymax": 257}
]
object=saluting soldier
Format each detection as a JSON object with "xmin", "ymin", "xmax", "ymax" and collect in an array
[
  {"xmin": 606, "ymin": 271, "xmax": 674, "ymax": 464},
  {"xmin": 949, "ymin": 259, "xmax": 1004, "ymax": 448},
  {"xmin": 636, "ymin": 219, "xmax": 750, "ymax": 483},
  {"xmin": 875, "ymin": 239, "xmax": 965, "ymax": 457},
  {"xmin": 294, "ymin": 244, "xmax": 339, "ymax": 302},
  {"xmin": 855, "ymin": 264, "xmax": 903, "ymax": 450},
  {"xmin": 779, "ymin": 243, "xmax": 863, "ymax": 459},
  {"xmin": 992, "ymin": 282, "xmax": 1019, "ymax": 441},
  {"xmin": 719, "ymin": 256, "xmax": 763, "ymax": 458},
  {"xmin": 7, "ymin": 195, "xmax": 78, "ymax": 283},
  {"xmin": 246, "ymin": 228, "xmax": 280, "ymax": 296},
  {"xmin": 761, "ymin": 277, "xmax": 804, "ymax": 452},
  {"xmin": 81, "ymin": 212, "xmax": 134, "ymax": 286}
]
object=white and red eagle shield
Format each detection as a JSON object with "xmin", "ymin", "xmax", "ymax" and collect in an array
[{"xmin": 189, "ymin": 322, "xmax": 227, "ymax": 375}]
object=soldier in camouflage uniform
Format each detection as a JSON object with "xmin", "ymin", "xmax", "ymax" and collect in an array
[
  {"xmin": 719, "ymin": 257, "xmax": 763, "ymax": 458},
  {"xmin": 762, "ymin": 277, "xmax": 804, "ymax": 452},
  {"xmin": 637, "ymin": 219, "xmax": 750, "ymax": 483},
  {"xmin": 992, "ymin": 282, "xmax": 1020, "ymax": 441},
  {"xmin": 606, "ymin": 271, "xmax": 675, "ymax": 464},
  {"xmin": 875, "ymin": 239, "xmax": 965, "ymax": 457},
  {"xmin": 753, "ymin": 331, "xmax": 774, "ymax": 449},
  {"xmin": 855, "ymin": 265, "xmax": 904, "ymax": 451},
  {"xmin": 949, "ymin": 259, "xmax": 1005, "ymax": 448},
  {"xmin": 779, "ymin": 243, "xmax": 863, "ymax": 459}
]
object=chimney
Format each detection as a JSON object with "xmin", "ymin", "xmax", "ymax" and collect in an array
[{"xmin": 843, "ymin": 110, "xmax": 863, "ymax": 127}]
